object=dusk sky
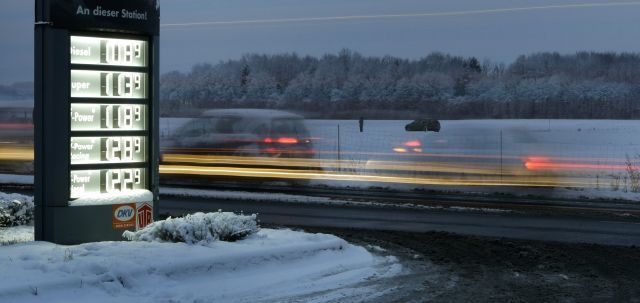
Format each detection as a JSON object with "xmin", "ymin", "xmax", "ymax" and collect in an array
[{"xmin": 1, "ymin": 0, "xmax": 639, "ymax": 84}]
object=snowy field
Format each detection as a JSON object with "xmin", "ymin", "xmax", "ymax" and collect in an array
[
  {"xmin": 161, "ymin": 118, "xmax": 640, "ymax": 161},
  {"xmin": 305, "ymin": 119, "xmax": 640, "ymax": 160},
  {"xmin": 161, "ymin": 118, "xmax": 640, "ymax": 200}
]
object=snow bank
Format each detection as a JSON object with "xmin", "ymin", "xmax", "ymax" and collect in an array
[
  {"xmin": 0, "ymin": 229, "xmax": 401, "ymax": 302},
  {"xmin": 0, "ymin": 192, "xmax": 34, "ymax": 227},
  {"xmin": 123, "ymin": 211, "xmax": 259, "ymax": 244},
  {"xmin": 0, "ymin": 225, "xmax": 33, "ymax": 244}
]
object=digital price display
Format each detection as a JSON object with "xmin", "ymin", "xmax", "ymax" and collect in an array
[
  {"xmin": 71, "ymin": 36, "xmax": 148, "ymax": 67},
  {"xmin": 71, "ymin": 136, "xmax": 146, "ymax": 165},
  {"xmin": 71, "ymin": 70, "xmax": 147, "ymax": 99},
  {"xmin": 70, "ymin": 168, "xmax": 147, "ymax": 199},
  {"xmin": 71, "ymin": 104, "xmax": 147, "ymax": 131}
]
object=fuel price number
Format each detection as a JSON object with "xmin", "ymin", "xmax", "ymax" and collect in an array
[{"xmin": 71, "ymin": 36, "xmax": 147, "ymax": 67}]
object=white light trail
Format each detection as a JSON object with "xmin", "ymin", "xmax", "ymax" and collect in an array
[{"xmin": 161, "ymin": 2, "xmax": 640, "ymax": 28}]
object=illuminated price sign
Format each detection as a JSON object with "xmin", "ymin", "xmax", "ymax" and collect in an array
[
  {"xmin": 70, "ymin": 136, "xmax": 146, "ymax": 165},
  {"xmin": 70, "ymin": 168, "xmax": 147, "ymax": 199},
  {"xmin": 71, "ymin": 70, "xmax": 147, "ymax": 99},
  {"xmin": 71, "ymin": 104, "xmax": 147, "ymax": 131},
  {"xmin": 71, "ymin": 36, "xmax": 148, "ymax": 67}
]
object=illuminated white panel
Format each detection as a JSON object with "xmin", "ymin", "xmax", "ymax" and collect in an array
[
  {"xmin": 70, "ymin": 136, "xmax": 147, "ymax": 165},
  {"xmin": 71, "ymin": 36, "xmax": 148, "ymax": 67},
  {"xmin": 70, "ymin": 168, "xmax": 147, "ymax": 199},
  {"xmin": 71, "ymin": 70, "xmax": 147, "ymax": 99},
  {"xmin": 71, "ymin": 103, "xmax": 147, "ymax": 131}
]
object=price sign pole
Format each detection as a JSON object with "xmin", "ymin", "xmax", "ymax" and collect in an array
[{"xmin": 35, "ymin": 0, "xmax": 160, "ymax": 244}]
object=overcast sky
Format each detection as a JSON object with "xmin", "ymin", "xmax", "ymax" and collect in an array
[{"xmin": 1, "ymin": 0, "xmax": 639, "ymax": 84}]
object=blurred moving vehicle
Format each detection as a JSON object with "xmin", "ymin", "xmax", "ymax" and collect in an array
[
  {"xmin": 0, "ymin": 101, "xmax": 33, "ymax": 174},
  {"xmin": 0, "ymin": 101, "xmax": 33, "ymax": 144},
  {"xmin": 392, "ymin": 139, "xmax": 424, "ymax": 154},
  {"xmin": 162, "ymin": 109, "xmax": 314, "ymax": 158},
  {"xmin": 405, "ymin": 118, "xmax": 441, "ymax": 132}
]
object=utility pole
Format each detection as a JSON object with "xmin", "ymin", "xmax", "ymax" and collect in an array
[
  {"xmin": 500, "ymin": 130, "xmax": 503, "ymax": 183},
  {"xmin": 337, "ymin": 124, "xmax": 341, "ymax": 172}
]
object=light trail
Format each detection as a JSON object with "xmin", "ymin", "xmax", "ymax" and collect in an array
[
  {"xmin": 162, "ymin": 153, "xmax": 508, "ymax": 175},
  {"xmin": 161, "ymin": 2, "xmax": 640, "ymax": 28},
  {"xmin": 0, "ymin": 147, "xmax": 33, "ymax": 161},
  {"xmin": 0, "ymin": 145, "xmax": 623, "ymax": 188},
  {"xmin": 524, "ymin": 157, "xmax": 629, "ymax": 171},
  {"xmin": 163, "ymin": 147, "xmax": 631, "ymax": 164},
  {"xmin": 160, "ymin": 164, "xmax": 591, "ymax": 188}
]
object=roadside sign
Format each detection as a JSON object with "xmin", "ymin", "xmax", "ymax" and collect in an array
[
  {"xmin": 112, "ymin": 203, "xmax": 136, "ymax": 230},
  {"xmin": 35, "ymin": 0, "xmax": 160, "ymax": 244},
  {"xmin": 136, "ymin": 202, "xmax": 153, "ymax": 229}
]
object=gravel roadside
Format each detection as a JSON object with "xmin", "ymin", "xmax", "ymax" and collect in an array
[{"xmin": 294, "ymin": 226, "xmax": 640, "ymax": 303}]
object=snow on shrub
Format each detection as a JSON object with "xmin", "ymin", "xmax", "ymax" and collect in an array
[
  {"xmin": 0, "ymin": 193, "xmax": 34, "ymax": 227},
  {"xmin": 123, "ymin": 211, "xmax": 259, "ymax": 244}
]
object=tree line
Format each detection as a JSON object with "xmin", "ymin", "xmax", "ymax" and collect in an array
[
  {"xmin": 159, "ymin": 50, "xmax": 640, "ymax": 119},
  {"xmin": 0, "ymin": 82, "xmax": 33, "ymax": 101}
]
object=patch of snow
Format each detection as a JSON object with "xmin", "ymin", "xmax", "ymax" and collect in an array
[
  {"xmin": 0, "ymin": 225, "xmax": 33, "ymax": 245},
  {"xmin": 161, "ymin": 187, "xmax": 513, "ymax": 213},
  {"xmin": 366, "ymin": 244, "xmax": 387, "ymax": 253},
  {"xmin": 0, "ymin": 228, "xmax": 402, "ymax": 303},
  {"xmin": 69, "ymin": 190, "xmax": 154, "ymax": 206}
]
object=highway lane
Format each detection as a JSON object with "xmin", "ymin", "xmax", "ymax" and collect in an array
[
  {"xmin": 1, "ymin": 181, "xmax": 637, "ymax": 246},
  {"xmin": 159, "ymin": 194, "xmax": 640, "ymax": 246}
]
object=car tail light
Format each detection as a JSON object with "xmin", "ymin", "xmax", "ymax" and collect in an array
[
  {"xmin": 263, "ymin": 137, "xmax": 299, "ymax": 144},
  {"xmin": 403, "ymin": 140, "xmax": 421, "ymax": 147},
  {"xmin": 277, "ymin": 137, "xmax": 298, "ymax": 144}
]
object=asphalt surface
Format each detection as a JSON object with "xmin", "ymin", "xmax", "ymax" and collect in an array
[
  {"xmin": 2, "ymin": 182, "xmax": 638, "ymax": 246},
  {"xmin": 159, "ymin": 193, "xmax": 640, "ymax": 246}
]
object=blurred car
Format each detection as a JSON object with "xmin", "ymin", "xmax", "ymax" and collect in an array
[
  {"xmin": 392, "ymin": 139, "xmax": 424, "ymax": 154},
  {"xmin": 405, "ymin": 119, "xmax": 441, "ymax": 132},
  {"xmin": 162, "ymin": 109, "xmax": 314, "ymax": 158}
]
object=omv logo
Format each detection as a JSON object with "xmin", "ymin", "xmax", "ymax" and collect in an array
[{"xmin": 114, "ymin": 205, "xmax": 135, "ymax": 222}]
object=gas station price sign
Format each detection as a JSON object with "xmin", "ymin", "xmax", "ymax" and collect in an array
[
  {"xmin": 71, "ymin": 69, "xmax": 147, "ymax": 99},
  {"xmin": 69, "ymin": 51, "xmax": 151, "ymax": 198},
  {"xmin": 35, "ymin": 0, "xmax": 159, "ymax": 243},
  {"xmin": 70, "ymin": 136, "xmax": 146, "ymax": 165},
  {"xmin": 71, "ymin": 36, "xmax": 148, "ymax": 67},
  {"xmin": 71, "ymin": 104, "xmax": 147, "ymax": 131},
  {"xmin": 70, "ymin": 168, "xmax": 147, "ymax": 199}
]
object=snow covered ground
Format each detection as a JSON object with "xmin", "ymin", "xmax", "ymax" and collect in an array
[
  {"xmin": 0, "ymin": 224, "xmax": 33, "ymax": 244},
  {"xmin": 160, "ymin": 118, "xmax": 640, "ymax": 200},
  {"xmin": 161, "ymin": 118, "xmax": 640, "ymax": 162},
  {"xmin": 0, "ymin": 191, "xmax": 403, "ymax": 303},
  {"xmin": 0, "ymin": 228, "xmax": 401, "ymax": 303},
  {"xmin": 161, "ymin": 187, "xmax": 511, "ymax": 213}
]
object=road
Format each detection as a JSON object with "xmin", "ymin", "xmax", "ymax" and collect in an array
[
  {"xmin": 2, "ymin": 180, "xmax": 638, "ymax": 246},
  {"xmin": 159, "ymin": 192, "xmax": 640, "ymax": 246}
]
